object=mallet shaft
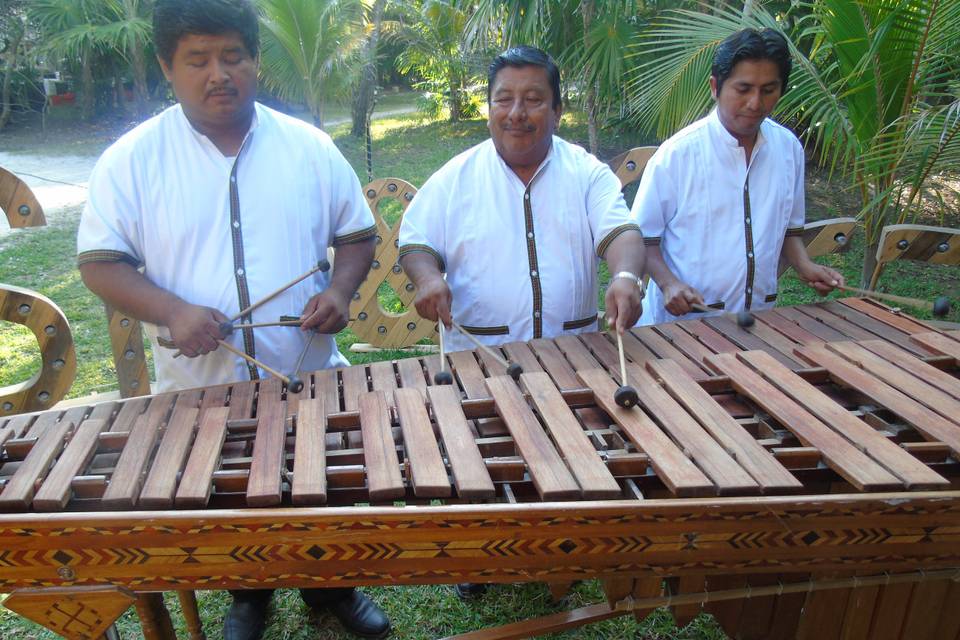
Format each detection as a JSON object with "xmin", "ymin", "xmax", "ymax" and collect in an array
[
  {"xmin": 217, "ymin": 339, "xmax": 293, "ymax": 385},
  {"xmin": 836, "ymin": 284, "xmax": 934, "ymax": 312},
  {"xmin": 229, "ymin": 259, "xmax": 330, "ymax": 323},
  {"xmin": 449, "ymin": 319, "xmax": 510, "ymax": 369}
]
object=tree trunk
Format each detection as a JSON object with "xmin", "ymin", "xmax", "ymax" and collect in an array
[
  {"xmin": 581, "ymin": 0, "xmax": 599, "ymax": 155},
  {"xmin": 0, "ymin": 17, "xmax": 25, "ymax": 132},
  {"xmin": 80, "ymin": 46, "xmax": 95, "ymax": 121},
  {"xmin": 130, "ymin": 45, "xmax": 149, "ymax": 118},
  {"xmin": 448, "ymin": 72, "xmax": 461, "ymax": 123},
  {"xmin": 351, "ymin": 0, "xmax": 386, "ymax": 138}
]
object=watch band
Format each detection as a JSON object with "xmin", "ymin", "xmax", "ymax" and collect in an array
[{"xmin": 611, "ymin": 270, "xmax": 643, "ymax": 288}]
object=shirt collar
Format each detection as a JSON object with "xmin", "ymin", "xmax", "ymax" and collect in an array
[
  {"xmin": 176, "ymin": 102, "xmax": 260, "ymax": 155},
  {"xmin": 491, "ymin": 136, "xmax": 556, "ymax": 187},
  {"xmin": 708, "ymin": 107, "xmax": 767, "ymax": 152}
]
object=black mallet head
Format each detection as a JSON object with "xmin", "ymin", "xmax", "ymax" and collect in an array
[
  {"xmin": 318, "ymin": 258, "xmax": 331, "ymax": 272},
  {"xmin": 736, "ymin": 310, "xmax": 755, "ymax": 329},
  {"xmin": 614, "ymin": 385, "xmax": 639, "ymax": 409},
  {"xmin": 287, "ymin": 375, "xmax": 304, "ymax": 394},
  {"xmin": 433, "ymin": 370, "xmax": 454, "ymax": 385},
  {"xmin": 506, "ymin": 362, "xmax": 523, "ymax": 381},
  {"xmin": 219, "ymin": 321, "xmax": 235, "ymax": 337},
  {"xmin": 934, "ymin": 296, "xmax": 951, "ymax": 318}
]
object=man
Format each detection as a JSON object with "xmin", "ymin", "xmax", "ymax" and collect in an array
[
  {"xmin": 632, "ymin": 28, "xmax": 843, "ymax": 326},
  {"xmin": 76, "ymin": 1, "xmax": 389, "ymax": 638},
  {"xmin": 400, "ymin": 46, "xmax": 645, "ymax": 355}
]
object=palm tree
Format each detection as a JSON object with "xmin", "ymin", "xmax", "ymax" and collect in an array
[
  {"xmin": 0, "ymin": 1, "xmax": 28, "ymax": 131},
  {"xmin": 351, "ymin": 0, "xmax": 388, "ymax": 138},
  {"xmin": 627, "ymin": 0, "xmax": 960, "ymax": 286},
  {"xmin": 29, "ymin": 0, "xmax": 152, "ymax": 121},
  {"xmin": 465, "ymin": 0, "xmax": 642, "ymax": 154},
  {"xmin": 257, "ymin": 0, "xmax": 366, "ymax": 129}
]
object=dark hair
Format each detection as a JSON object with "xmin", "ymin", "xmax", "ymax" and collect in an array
[
  {"xmin": 712, "ymin": 28, "xmax": 791, "ymax": 93},
  {"xmin": 487, "ymin": 45, "xmax": 562, "ymax": 110},
  {"xmin": 153, "ymin": 0, "xmax": 259, "ymax": 66}
]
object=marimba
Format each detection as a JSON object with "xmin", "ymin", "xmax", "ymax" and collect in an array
[{"xmin": 1, "ymin": 299, "xmax": 959, "ymax": 640}]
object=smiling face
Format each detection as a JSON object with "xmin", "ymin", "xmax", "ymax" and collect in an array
[
  {"xmin": 158, "ymin": 31, "xmax": 258, "ymax": 141},
  {"xmin": 487, "ymin": 65, "xmax": 562, "ymax": 181},
  {"xmin": 710, "ymin": 58, "xmax": 783, "ymax": 146}
]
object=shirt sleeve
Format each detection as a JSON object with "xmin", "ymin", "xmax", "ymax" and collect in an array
[
  {"xmin": 76, "ymin": 149, "xmax": 143, "ymax": 267},
  {"xmin": 327, "ymin": 141, "xmax": 377, "ymax": 245},
  {"xmin": 586, "ymin": 158, "xmax": 640, "ymax": 258},
  {"xmin": 629, "ymin": 147, "xmax": 676, "ymax": 246},
  {"xmin": 398, "ymin": 171, "xmax": 447, "ymax": 271},
  {"xmin": 786, "ymin": 136, "xmax": 806, "ymax": 236}
]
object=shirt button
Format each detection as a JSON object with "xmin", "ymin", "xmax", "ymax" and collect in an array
[
  {"xmin": 527, "ymin": 232, "xmax": 534, "ymax": 239},
  {"xmin": 237, "ymin": 268, "xmax": 244, "ymax": 276},
  {"xmin": 233, "ymin": 221, "xmax": 240, "ymax": 229},
  {"xmin": 745, "ymin": 217, "xmax": 751, "ymax": 224},
  {"xmin": 531, "ymin": 270, "xmax": 538, "ymax": 277},
  {"xmin": 524, "ymin": 193, "xmax": 530, "ymax": 200},
  {"xmin": 746, "ymin": 287, "xmax": 752, "ymax": 294},
  {"xmin": 747, "ymin": 251, "xmax": 754, "ymax": 259},
  {"xmin": 534, "ymin": 311, "xmax": 541, "ymax": 318},
  {"xmin": 230, "ymin": 175, "xmax": 236, "ymax": 183}
]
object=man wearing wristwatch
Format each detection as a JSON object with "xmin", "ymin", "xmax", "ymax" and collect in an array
[{"xmin": 399, "ymin": 45, "xmax": 645, "ymax": 351}]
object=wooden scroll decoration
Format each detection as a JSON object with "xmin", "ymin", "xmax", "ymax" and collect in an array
[
  {"xmin": 0, "ymin": 166, "xmax": 46, "ymax": 228},
  {"xmin": 610, "ymin": 146, "xmax": 657, "ymax": 189},
  {"xmin": 778, "ymin": 217, "xmax": 857, "ymax": 276},
  {"xmin": 868, "ymin": 224, "xmax": 960, "ymax": 290},
  {"xmin": 349, "ymin": 177, "xmax": 437, "ymax": 348},
  {"xmin": 0, "ymin": 284, "xmax": 77, "ymax": 414},
  {"xmin": 3, "ymin": 586, "xmax": 135, "ymax": 640}
]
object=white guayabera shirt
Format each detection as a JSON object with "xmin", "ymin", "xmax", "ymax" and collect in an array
[
  {"xmin": 78, "ymin": 103, "xmax": 376, "ymax": 392},
  {"xmin": 632, "ymin": 108, "xmax": 806, "ymax": 326},
  {"xmin": 399, "ymin": 136, "xmax": 639, "ymax": 353}
]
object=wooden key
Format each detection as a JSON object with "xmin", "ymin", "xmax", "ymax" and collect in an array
[
  {"xmin": 175, "ymin": 407, "xmax": 230, "ymax": 508},
  {"xmin": 427, "ymin": 385, "xmax": 495, "ymax": 499},
  {"xmin": 246, "ymin": 379, "xmax": 287, "ymax": 507},
  {"xmin": 291, "ymin": 398, "xmax": 328, "ymax": 505},
  {"xmin": 33, "ymin": 419, "xmax": 108, "ymax": 511},
  {"xmin": 394, "ymin": 388, "xmax": 450, "ymax": 498},
  {"xmin": 358, "ymin": 391, "xmax": 405, "ymax": 501}
]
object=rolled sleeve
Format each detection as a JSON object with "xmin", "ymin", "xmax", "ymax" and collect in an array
[
  {"xmin": 398, "ymin": 176, "xmax": 446, "ymax": 271},
  {"xmin": 77, "ymin": 151, "xmax": 143, "ymax": 267},
  {"xmin": 586, "ymin": 161, "xmax": 637, "ymax": 257}
]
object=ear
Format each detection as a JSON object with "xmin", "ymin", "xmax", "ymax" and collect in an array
[
  {"xmin": 553, "ymin": 102, "xmax": 563, "ymax": 126},
  {"xmin": 157, "ymin": 56, "xmax": 173, "ymax": 83},
  {"xmin": 709, "ymin": 76, "xmax": 719, "ymax": 101}
]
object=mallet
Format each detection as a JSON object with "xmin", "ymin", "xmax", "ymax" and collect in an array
[
  {"xmin": 449, "ymin": 319, "xmax": 522, "ymax": 380},
  {"xmin": 219, "ymin": 318, "xmax": 302, "ymax": 335},
  {"xmin": 690, "ymin": 302, "xmax": 754, "ymax": 328},
  {"xmin": 229, "ymin": 259, "xmax": 331, "ymax": 323},
  {"xmin": 836, "ymin": 284, "xmax": 951, "ymax": 317},
  {"xmin": 218, "ymin": 340, "xmax": 303, "ymax": 393},
  {"xmin": 613, "ymin": 329, "xmax": 639, "ymax": 409},
  {"xmin": 433, "ymin": 322, "xmax": 454, "ymax": 385}
]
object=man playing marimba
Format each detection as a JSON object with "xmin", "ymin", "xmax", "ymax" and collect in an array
[
  {"xmin": 632, "ymin": 28, "xmax": 844, "ymax": 326},
  {"xmin": 399, "ymin": 45, "xmax": 646, "ymax": 350},
  {"xmin": 76, "ymin": 0, "xmax": 389, "ymax": 638}
]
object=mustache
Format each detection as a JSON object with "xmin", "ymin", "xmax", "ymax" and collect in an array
[
  {"xmin": 504, "ymin": 125, "xmax": 536, "ymax": 132},
  {"xmin": 206, "ymin": 87, "xmax": 237, "ymax": 98}
]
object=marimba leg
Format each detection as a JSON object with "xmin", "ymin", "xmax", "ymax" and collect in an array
[
  {"xmin": 134, "ymin": 593, "xmax": 176, "ymax": 640},
  {"xmin": 177, "ymin": 590, "xmax": 206, "ymax": 640}
]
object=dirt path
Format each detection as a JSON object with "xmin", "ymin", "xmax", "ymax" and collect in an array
[{"xmin": 0, "ymin": 106, "xmax": 417, "ymax": 237}]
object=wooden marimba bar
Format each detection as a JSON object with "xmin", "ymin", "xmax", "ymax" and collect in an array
[{"xmin": 0, "ymin": 298, "xmax": 959, "ymax": 640}]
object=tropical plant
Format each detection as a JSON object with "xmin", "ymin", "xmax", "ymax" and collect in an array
[
  {"xmin": 627, "ymin": 0, "xmax": 960, "ymax": 286},
  {"xmin": 351, "ymin": 0, "xmax": 388, "ymax": 138},
  {"xmin": 257, "ymin": 0, "xmax": 366, "ymax": 129},
  {"xmin": 29, "ymin": 0, "xmax": 152, "ymax": 120},
  {"xmin": 389, "ymin": 0, "xmax": 486, "ymax": 123},
  {"xmin": 0, "ymin": 0, "xmax": 29, "ymax": 131},
  {"xmin": 465, "ymin": 0, "xmax": 646, "ymax": 154}
]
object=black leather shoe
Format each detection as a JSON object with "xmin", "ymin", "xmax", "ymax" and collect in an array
[
  {"xmin": 223, "ymin": 590, "xmax": 272, "ymax": 640},
  {"xmin": 327, "ymin": 590, "xmax": 391, "ymax": 638},
  {"xmin": 454, "ymin": 583, "xmax": 489, "ymax": 600}
]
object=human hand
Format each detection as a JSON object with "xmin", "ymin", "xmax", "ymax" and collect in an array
[
  {"xmin": 796, "ymin": 261, "xmax": 844, "ymax": 296},
  {"xmin": 165, "ymin": 301, "xmax": 228, "ymax": 357},
  {"xmin": 662, "ymin": 281, "xmax": 704, "ymax": 316},
  {"xmin": 605, "ymin": 278, "xmax": 643, "ymax": 333},
  {"xmin": 412, "ymin": 276, "xmax": 452, "ymax": 327},
  {"xmin": 301, "ymin": 289, "xmax": 351, "ymax": 334}
]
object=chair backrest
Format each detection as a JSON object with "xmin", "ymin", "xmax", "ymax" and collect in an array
[{"xmin": 869, "ymin": 224, "xmax": 960, "ymax": 290}]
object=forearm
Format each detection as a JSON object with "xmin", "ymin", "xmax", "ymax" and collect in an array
[
  {"xmin": 780, "ymin": 236, "xmax": 812, "ymax": 271},
  {"xmin": 329, "ymin": 238, "xmax": 376, "ymax": 300},
  {"xmin": 79, "ymin": 261, "xmax": 183, "ymax": 327},
  {"xmin": 644, "ymin": 245, "xmax": 683, "ymax": 290},
  {"xmin": 602, "ymin": 230, "xmax": 645, "ymax": 278},
  {"xmin": 399, "ymin": 251, "xmax": 444, "ymax": 288}
]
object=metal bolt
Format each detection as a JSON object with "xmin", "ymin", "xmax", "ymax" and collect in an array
[
  {"xmin": 57, "ymin": 567, "xmax": 75, "ymax": 580},
  {"xmin": 377, "ymin": 325, "xmax": 387, "ymax": 334},
  {"xmin": 44, "ymin": 325, "xmax": 56, "ymax": 336},
  {"xmin": 18, "ymin": 205, "xmax": 30, "ymax": 217},
  {"xmin": 387, "ymin": 183, "xmax": 398, "ymax": 193},
  {"xmin": 404, "ymin": 192, "xmax": 413, "ymax": 201},
  {"xmin": 120, "ymin": 318, "xmax": 130, "ymax": 328},
  {"xmin": 376, "ymin": 235, "xmax": 383, "ymax": 244},
  {"xmin": 52, "ymin": 359, "xmax": 65, "ymax": 370},
  {"xmin": 352, "ymin": 292, "xmax": 361, "ymax": 300},
  {"xmin": 38, "ymin": 391, "xmax": 50, "ymax": 402},
  {"xmin": 405, "ymin": 283, "xmax": 415, "ymax": 292},
  {"xmin": 626, "ymin": 161, "xmax": 636, "ymax": 171},
  {"xmin": 124, "ymin": 349, "xmax": 136, "ymax": 360},
  {"xmin": 366, "ymin": 189, "xmax": 377, "ymax": 199},
  {"xmin": 358, "ymin": 312, "xmax": 368, "ymax": 321},
  {"xmin": 834, "ymin": 233, "xmax": 847, "ymax": 245},
  {"xmin": 392, "ymin": 264, "xmax": 402, "ymax": 273},
  {"xmin": 937, "ymin": 242, "xmax": 950, "ymax": 253},
  {"xmin": 407, "ymin": 322, "xmax": 416, "ymax": 330},
  {"xmin": 372, "ymin": 260, "xmax": 380, "ymax": 269},
  {"xmin": 131, "ymin": 380, "xmax": 139, "ymax": 388},
  {"xmin": 17, "ymin": 304, "xmax": 30, "ymax": 315},
  {"xmin": 897, "ymin": 239, "xmax": 909, "ymax": 250},
  {"xmin": 2, "ymin": 402, "xmax": 12, "ymax": 411}
]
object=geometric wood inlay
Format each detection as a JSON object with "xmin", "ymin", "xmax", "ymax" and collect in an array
[{"xmin": 3, "ymin": 585, "xmax": 135, "ymax": 640}]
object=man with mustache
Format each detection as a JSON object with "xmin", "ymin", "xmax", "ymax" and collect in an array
[
  {"xmin": 400, "ymin": 46, "xmax": 645, "ymax": 361},
  {"xmin": 76, "ymin": 1, "xmax": 389, "ymax": 638},
  {"xmin": 633, "ymin": 28, "xmax": 843, "ymax": 325}
]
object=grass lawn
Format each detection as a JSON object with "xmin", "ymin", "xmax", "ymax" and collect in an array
[{"xmin": 0, "ymin": 107, "xmax": 958, "ymax": 639}]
